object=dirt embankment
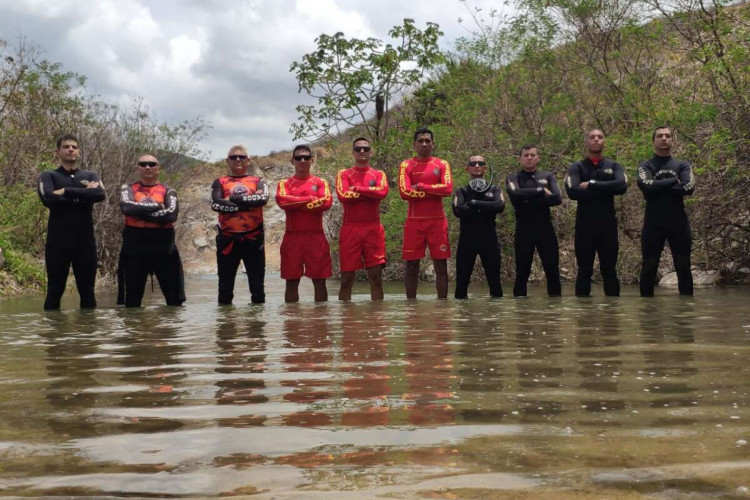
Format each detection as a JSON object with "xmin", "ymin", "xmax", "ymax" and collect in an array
[{"xmin": 176, "ymin": 153, "xmax": 296, "ymax": 276}]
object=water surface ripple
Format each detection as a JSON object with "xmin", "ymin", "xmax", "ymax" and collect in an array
[{"xmin": 1, "ymin": 279, "xmax": 750, "ymax": 498}]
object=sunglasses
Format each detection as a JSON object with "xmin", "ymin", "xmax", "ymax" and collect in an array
[
  {"xmin": 138, "ymin": 161, "xmax": 159, "ymax": 168},
  {"xmin": 228, "ymin": 155, "xmax": 248, "ymax": 161},
  {"xmin": 293, "ymin": 155, "xmax": 312, "ymax": 162},
  {"xmin": 468, "ymin": 161, "xmax": 486, "ymax": 166},
  {"xmin": 353, "ymin": 146, "xmax": 371, "ymax": 152}
]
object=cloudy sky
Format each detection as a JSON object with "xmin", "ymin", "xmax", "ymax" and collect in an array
[{"xmin": 0, "ymin": 0, "xmax": 505, "ymax": 160}]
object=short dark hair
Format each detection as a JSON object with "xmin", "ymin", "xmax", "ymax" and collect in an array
[
  {"xmin": 56, "ymin": 134, "xmax": 78, "ymax": 149},
  {"xmin": 413, "ymin": 127, "xmax": 434, "ymax": 141},
  {"xmin": 292, "ymin": 144, "xmax": 312, "ymax": 157},
  {"xmin": 652, "ymin": 126, "xmax": 672, "ymax": 141},
  {"xmin": 519, "ymin": 144, "xmax": 538, "ymax": 156},
  {"xmin": 352, "ymin": 137, "xmax": 371, "ymax": 147}
]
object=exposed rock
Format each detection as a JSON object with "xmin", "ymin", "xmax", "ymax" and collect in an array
[
  {"xmin": 660, "ymin": 269, "xmax": 720, "ymax": 287},
  {"xmin": 193, "ymin": 237, "xmax": 209, "ymax": 250}
]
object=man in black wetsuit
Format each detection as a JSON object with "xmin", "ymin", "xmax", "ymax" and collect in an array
[
  {"xmin": 565, "ymin": 129, "xmax": 628, "ymax": 297},
  {"xmin": 38, "ymin": 134, "xmax": 105, "ymax": 310},
  {"xmin": 452, "ymin": 155, "xmax": 505, "ymax": 299},
  {"xmin": 637, "ymin": 126, "xmax": 695, "ymax": 296},
  {"xmin": 506, "ymin": 145, "xmax": 562, "ymax": 297},
  {"xmin": 118, "ymin": 154, "xmax": 185, "ymax": 307}
]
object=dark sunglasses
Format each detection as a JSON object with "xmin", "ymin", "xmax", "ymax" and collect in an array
[
  {"xmin": 138, "ymin": 161, "xmax": 159, "ymax": 168},
  {"xmin": 468, "ymin": 161, "xmax": 486, "ymax": 167},
  {"xmin": 353, "ymin": 146, "xmax": 371, "ymax": 152},
  {"xmin": 228, "ymin": 155, "xmax": 248, "ymax": 161},
  {"xmin": 293, "ymin": 155, "xmax": 312, "ymax": 161}
]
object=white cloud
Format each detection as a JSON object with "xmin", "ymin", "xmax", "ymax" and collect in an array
[{"xmin": 0, "ymin": 0, "xmax": 507, "ymax": 159}]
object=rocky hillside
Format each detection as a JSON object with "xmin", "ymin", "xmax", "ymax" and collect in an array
[{"xmin": 176, "ymin": 152, "xmax": 296, "ymax": 275}]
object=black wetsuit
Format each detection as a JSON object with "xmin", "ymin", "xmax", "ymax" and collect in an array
[
  {"xmin": 452, "ymin": 184, "xmax": 505, "ymax": 299},
  {"xmin": 38, "ymin": 166, "xmax": 105, "ymax": 310},
  {"xmin": 506, "ymin": 169, "xmax": 562, "ymax": 296},
  {"xmin": 565, "ymin": 158, "xmax": 628, "ymax": 296},
  {"xmin": 118, "ymin": 182, "xmax": 186, "ymax": 308},
  {"xmin": 637, "ymin": 155, "xmax": 695, "ymax": 296}
]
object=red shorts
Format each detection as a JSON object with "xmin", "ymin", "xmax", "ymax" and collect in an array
[
  {"xmin": 402, "ymin": 218, "xmax": 451, "ymax": 260},
  {"xmin": 339, "ymin": 223, "xmax": 386, "ymax": 272},
  {"xmin": 280, "ymin": 232, "xmax": 332, "ymax": 280}
]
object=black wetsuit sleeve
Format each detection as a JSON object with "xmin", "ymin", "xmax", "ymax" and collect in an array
[
  {"xmin": 672, "ymin": 160, "xmax": 695, "ymax": 196},
  {"xmin": 452, "ymin": 188, "xmax": 472, "ymax": 218},
  {"xmin": 589, "ymin": 162, "xmax": 628, "ymax": 195},
  {"xmin": 471, "ymin": 186, "xmax": 505, "ymax": 213},
  {"xmin": 147, "ymin": 187, "xmax": 179, "ymax": 223},
  {"xmin": 506, "ymin": 174, "xmax": 543, "ymax": 202},
  {"xmin": 64, "ymin": 172, "xmax": 106, "ymax": 203},
  {"xmin": 38, "ymin": 171, "xmax": 66, "ymax": 208},
  {"xmin": 543, "ymin": 174, "xmax": 562, "ymax": 207},
  {"xmin": 120, "ymin": 184, "xmax": 161, "ymax": 217},
  {"xmin": 565, "ymin": 163, "xmax": 593, "ymax": 200},
  {"xmin": 210, "ymin": 178, "xmax": 242, "ymax": 213},
  {"xmin": 232, "ymin": 178, "xmax": 269, "ymax": 208},
  {"xmin": 637, "ymin": 161, "xmax": 678, "ymax": 194}
]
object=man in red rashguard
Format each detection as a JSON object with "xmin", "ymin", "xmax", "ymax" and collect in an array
[
  {"xmin": 399, "ymin": 127, "xmax": 453, "ymax": 299},
  {"xmin": 335, "ymin": 137, "xmax": 388, "ymax": 300},
  {"xmin": 276, "ymin": 145, "xmax": 333, "ymax": 302}
]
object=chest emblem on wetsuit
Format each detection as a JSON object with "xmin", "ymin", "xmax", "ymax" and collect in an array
[
  {"xmin": 311, "ymin": 184, "xmax": 318, "ymax": 192},
  {"xmin": 231, "ymin": 185, "xmax": 248, "ymax": 197},
  {"xmin": 369, "ymin": 179, "xmax": 376, "ymax": 187},
  {"xmin": 80, "ymin": 179, "xmax": 90, "ymax": 186},
  {"xmin": 603, "ymin": 168, "xmax": 613, "ymax": 175},
  {"xmin": 485, "ymin": 192, "xmax": 493, "ymax": 198},
  {"xmin": 138, "ymin": 195, "xmax": 156, "ymax": 204},
  {"xmin": 433, "ymin": 168, "xmax": 440, "ymax": 176},
  {"xmin": 538, "ymin": 179, "xmax": 548, "ymax": 186}
]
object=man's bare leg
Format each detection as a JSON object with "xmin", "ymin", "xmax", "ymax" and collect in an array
[
  {"xmin": 433, "ymin": 258, "xmax": 448, "ymax": 299},
  {"xmin": 339, "ymin": 271, "xmax": 355, "ymax": 300},
  {"xmin": 285, "ymin": 279, "xmax": 300, "ymax": 303},
  {"xmin": 405, "ymin": 260, "xmax": 420, "ymax": 299},
  {"xmin": 367, "ymin": 265, "xmax": 384, "ymax": 300},
  {"xmin": 312, "ymin": 278, "xmax": 328, "ymax": 302}
]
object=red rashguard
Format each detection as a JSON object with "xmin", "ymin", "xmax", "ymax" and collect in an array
[
  {"xmin": 336, "ymin": 165, "xmax": 388, "ymax": 225},
  {"xmin": 276, "ymin": 175, "xmax": 333, "ymax": 232},
  {"xmin": 398, "ymin": 157, "xmax": 453, "ymax": 219}
]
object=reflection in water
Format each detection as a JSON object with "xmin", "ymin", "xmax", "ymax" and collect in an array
[
  {"xmin": 43, "ymin": 311, "xmax": 104, "ymax": 438},
  {"xmin": 214, "ymin": 309, "xmax": 268, "ymax": 427},
  {"xmin": 575, "ymin": 301, "xmax": 626, "ymax": 418},
  {"xmin": 281, "ymin": 308, "xmax": 334, "ymax": 426},
  {"xmin": 403, "ymin": 303, "xmax": 456, "ymax": 425},
  {"xmin": 340, "ymin": 303, "xmax": 390, "ymax": 427},
  {"xmin": 638, "ymin": 299, "xmax": 699, "ymax": 421},
  {"xmin": 1, "ymin": 282, "xmax": 750, "ymax": 498}
]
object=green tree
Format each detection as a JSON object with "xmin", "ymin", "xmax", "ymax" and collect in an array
[{"xmin": 290, "ymin": 19, "xmax": 444, "ymax": 151}]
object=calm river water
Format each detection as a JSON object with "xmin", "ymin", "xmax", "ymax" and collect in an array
[{"xmin": 1, "ymin": 277, "xmax": 750, "ymax": 499}]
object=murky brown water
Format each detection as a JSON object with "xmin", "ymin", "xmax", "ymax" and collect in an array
[{"xmin": 1, "ymin": 277, "xmax": 750, "ymax": 498}]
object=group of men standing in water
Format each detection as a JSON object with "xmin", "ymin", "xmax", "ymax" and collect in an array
[{"xmin": 37, "ymin": 125, "xmax": 694, "ymax": 309}]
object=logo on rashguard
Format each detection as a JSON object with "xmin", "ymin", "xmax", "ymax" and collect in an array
[
  {"xmin": 433, "ymin": 168, "xmax": 440, "ymax": 176},
  {"xmin": 440, "ymin": 245, "xmax": 448, "ymax": 252},
  {"xmin": 311, "ymin": 184, "xmax": 318, "ymax": 192},
  {"xmin": 603, "ymin": 168, "xmax": 613, "ymax": 175},
  {"xmin": 539, "ymin": 179, "xmax": 548, "ymax": 186},
  {"xmin": 369, "ymin": 179, "xmax": 376, "ymax": 187},
  {"xmin": 231, "ymin": 185, "xmax": 248, "ymax": 197},
  {"xmin": 140, "ymin": 196, "xmax": 156, "ymax": 204}
]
